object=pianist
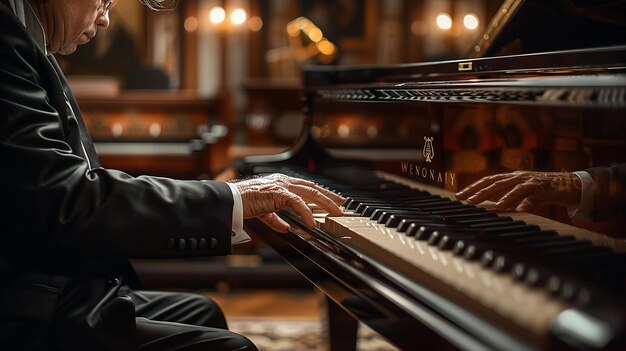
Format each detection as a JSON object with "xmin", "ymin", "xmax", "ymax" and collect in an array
[
  {"xmin": 456, "ymin": 164, "xmax": 626, "ymax": 226},
  {"xmin": 0, "ymin": 0, "xmax": 344, "ymax": 350}
]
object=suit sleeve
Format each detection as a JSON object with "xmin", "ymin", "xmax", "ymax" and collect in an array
[
  {"xmin": 585, "ymin": 163, "xmax": 626, "ymax": 222},
  {"xmin": 0, "ymin": 9, "xmax": 233, "ymax": 259}
]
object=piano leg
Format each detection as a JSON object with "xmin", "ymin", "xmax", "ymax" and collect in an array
[{"xmin": 322, "ymin": 295, "xmax": 358, "ymax": 351}]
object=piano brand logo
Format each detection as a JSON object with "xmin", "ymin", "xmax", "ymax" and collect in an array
[
  {"xmin": 400, "ymin": 162, "xmax": 456, "ymax": 186},
  {"xmin": 423, "ymin": 136, "xmax": 434, "ymax": 163},
  {"xmin": 400, "ymin": 136, "xmax": 456, "ymax": 187}
]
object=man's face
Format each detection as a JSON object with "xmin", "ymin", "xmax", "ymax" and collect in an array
[{"xmin": 49, "ymin": 0, "xmax": 112, "ymax": 55}]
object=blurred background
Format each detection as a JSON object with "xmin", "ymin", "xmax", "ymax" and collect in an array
[
  {"xmin": 58, "ymin": 0, "xmax": 501, "ymax": 181},
  {"xmin": 56, "ymin": 2, "xmax": 503, "ymax": 349}
]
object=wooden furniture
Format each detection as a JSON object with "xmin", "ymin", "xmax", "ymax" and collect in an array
[
  {"xmin": 77, "ymin": 91, "xmax": 228, "ymax": 179},
  {"xmin": 241, "ymin": 79, "xmax": 304, "ymax": 147}
]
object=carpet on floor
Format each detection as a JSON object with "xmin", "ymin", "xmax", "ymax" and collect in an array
[{"xmin": 228, "ymin": 318, "xmax": 399, "ymax": 351}]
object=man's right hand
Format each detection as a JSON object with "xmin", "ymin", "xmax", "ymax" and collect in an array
[{"xmin": 232, "ymin": 174, "xmax": 345, "ymax": 232}]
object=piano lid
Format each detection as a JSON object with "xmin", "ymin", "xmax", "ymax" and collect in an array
[{"xmin": 468, "ymin": 0, "xmax": 626, "ymax": 58}]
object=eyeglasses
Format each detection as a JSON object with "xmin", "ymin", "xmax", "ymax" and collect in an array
[{"xmin": 98, "ymin": 0, "xmax": 115, "ymax": 14}]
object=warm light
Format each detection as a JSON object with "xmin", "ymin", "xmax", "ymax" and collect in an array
[
  {"xmin": 463, "ymin": 13, "xmax": 479, "ymax": 30},
  {"xmin": 296, "ymin": 17, "xmax": 310, "ymax": 29},
  {"xmin": 111, "ymin": 123, "xmax": 123, "ymax": 137},
  {"xmin": 316, "ymin": 39, "xmax": 335, "ymax": 56},
  {"xmin": 248, "ymin": 16, "xmax": 263, "ymax": 32},
  {"xmin": 230, "ymin": 8, "xmax": 247, "ymax": 25},
  {"xmin": 308, "ymin": 27, "xmax": 323, "ymax": 42},
  {"xmin": 436, "ymin": 13, "xmax": 452, "ymax": 30},
  {"xmin": 184, "ymin": 16, "xmax": 199, "ymax": 32},
  {"xmin": 287, "ymin": 22, "xmax": 300, "ymax": 36},
  {"xmin": 316, "ymin": 39, "xmax": 336, "ymax": 63},
  {"xmin": 209, "ymin": 6, "xmax": 226, "ymax": 24},
  {"xmin": 149, "ymin": 123, "xmax": 162, "ymax": 138},
  {"xmin": 337, "ymin": 124, "xmax": 350, "ymax": 138}
]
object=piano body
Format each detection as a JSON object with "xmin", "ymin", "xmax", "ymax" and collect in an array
[{"xmin": 236, "ymin": 1, "xmax": 626, "ymax": 350}]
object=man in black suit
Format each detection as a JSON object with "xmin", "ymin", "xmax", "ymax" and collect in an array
[
  {"xmin": 456, "ymin": 164, "xmax": 626, "ymax": 225},
  {"xmin": 0, "ymin": 0, "xmax": 345, "ymax": 350}
]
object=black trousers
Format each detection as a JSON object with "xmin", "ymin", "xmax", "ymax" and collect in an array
[
  {"xmin": 125, "ymin": 288, "xmax": 257, "ymax": 351},
  {"xmin": 2, "ymin": 288, "xmax": 258, "ymax": 351}
]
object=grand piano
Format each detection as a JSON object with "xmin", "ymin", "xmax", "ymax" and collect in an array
[{"xmin": 235, "ymin": 0, "xmax": 626, "ymax": 350}]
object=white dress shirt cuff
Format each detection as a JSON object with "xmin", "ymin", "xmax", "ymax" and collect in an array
[
  {"xmin": 226, "ymin": 183, "xmax": 251, "ymax": 245},
  {"xmin": 567, "ymin": 171, "xmax": 594, "ymax": 225}
]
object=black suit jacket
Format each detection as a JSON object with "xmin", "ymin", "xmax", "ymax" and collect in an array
[{"xmin": 0, "ymin": 0, "xmax": 233, "ymax": 342}]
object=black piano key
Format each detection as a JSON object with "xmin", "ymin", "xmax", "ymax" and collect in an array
[
  {"xmin": 324, "ymin": 184, "xmax": 353, "ymax": 192},
  {"xmin": 344, "ymin": 198, "xmax": 375, "ymax": 210},
  {"xmin": 471, "ymin": 223, "xmax": 542, "ymax": 236},
  {"xmin": 495, "ymin": 244, "xmax": 609, "ymax": 277},
  {"xmin": 546, "ymin": 274, "xmax": 597, "ymax": 303},
  {"xmin": 468, "ymin": 220, "xmax": 528, "ymax": 229},
  {"xmin": 546, "ymin": 273, "xmax": 570, "ymax": 295},
  {"xmin": 508, "ymin": 231, "xmax": 561, "ymax": 241},
  {"xmin": 397, "ymin": 218, "xmax": 444, "ymax": 232},
  {"xmin": 354, "ymin": 202, "xmax": 396, "ymax": 214},
  {"xmin": 453, "ymin": 240, "xmax": 471, "ymax": 256},
  {"xmin": 452, "ymin": 216, "xmax": 513, "ymax": 225},
  {"xmin": 440, "ymin": 221, "xmax": 542, "ymax": 239},
  {"xmin": 463, "ymin": 243, "xmax": 489, "ymax": 260},
  {"xmin": 377, "ymin": 209, "xmax": 435, "ymax": 224},
  {"xmin": 437, "ymin": 231, "xmax": 547, "ymax": 250},
  {"xmin": 410, "ymin": 224, "xmax": 463, "ymax": 240},
  {"xmin": 462, "ymin": 234, "xmax": 562, "ymax": 261},
  {"xmin": 482, "ymin": 226, "xmax": 543, "ymax": 237},
  {"xmin": 494, "ymin": 248, "xmax": 606, "ymax": 274},
  {"xmin": 370, "ymin": 208, "xmax": 422, "ymax": 221},
  {"xmin": 382, "ymin": 189, "xmax": 432, "ymax": 199},
  {"xmin": 483, "ymin": 240, "xmax": 586, "ymax": 268},
  {"xmin": 359, "ymin": 182, "xmax": 406, "ymax": 192},
  {"xmin": 444, "ymin": 211, "xmax": 498, "ymax": 221},
  {"xmin": 430, "ymin": 206, "xmax": 488, "ymax": 216},
  {"xmin": 361, "ymin": 205, "xmax": 406, "ymax": 217},
  {"xmin": 402, "ymin": 197, "xmax": 449, "ymax": 205},
  {"xmin": 345, "ymin": 194, "xmax": 390, "ymax": 201},
  {"xmin": 524, "ymin": 268, "xmax": 548, "ymax": 286},
  {"xmin": 457, "ymin": 232, "xmax": 564, "ymax": 255},
  {"xmin": 542, "ymin": 258, "xmax": 624, "ymax": 302},
  {"xmin": 549, "ymin": 245, "xmax": 611, "ymax": 257},
  {"xmin": 559, "ymin": 280, "xmax": 582, "ymax": 301},
  {"xmin": 579, "ymin": 253, "xmax": 626, "ymax": 274},
  {"xmin": 385, "ymin": 213, "xmax": 442, "ymax": 228},
  {"xmin": 413, "ymin": 201, "xmax": 464, "ymax": 211},
  {"xmin": 427, "ymin": 230, "xmax": 467, "ymax": 246}
]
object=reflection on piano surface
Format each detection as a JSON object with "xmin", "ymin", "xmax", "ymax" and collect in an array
[{"xmin": 236, "ymin": 0, "xmax": 626, "ymax": 349}]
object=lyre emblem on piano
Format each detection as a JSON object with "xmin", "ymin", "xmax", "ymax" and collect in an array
[{"xmin": 423, "ymin": 136, "xmax": 434, "ymax": 163}]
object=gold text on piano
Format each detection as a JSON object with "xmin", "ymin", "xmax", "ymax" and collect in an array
[{"xmin": 401, "ymin": 162, "xmax": 456, "ymax": 186}]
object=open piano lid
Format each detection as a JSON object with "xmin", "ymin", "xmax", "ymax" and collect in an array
[
  {"xmin": 469, "ymin": 0, "xmax": 626, "ymax": 58},
  {"xmin": 303, "ymin": 0, "xmax": 626, "ymax": 87}
]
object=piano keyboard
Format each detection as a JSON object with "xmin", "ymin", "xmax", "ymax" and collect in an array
[{"xmin": 265, "ymin": 166, "xmax": 626, "ymax": 349}]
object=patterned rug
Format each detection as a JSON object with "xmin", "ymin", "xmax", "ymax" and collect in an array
[{"xmin": 229, "ymin": 319, "xmax": 399, "ymax": 351}]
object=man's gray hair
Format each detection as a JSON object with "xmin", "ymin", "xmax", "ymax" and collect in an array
[{"xmin": 139, "ymin": 0, "xmax": 179, "ymax": 11}]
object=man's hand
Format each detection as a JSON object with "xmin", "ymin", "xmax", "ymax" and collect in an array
[
  {"xmin": 456, "ymin": 171, "xmax": 582, "ymax": 212},
  {"xmin": 232, "ymin": 174, "xmax": 345, "ymax": 232}
]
